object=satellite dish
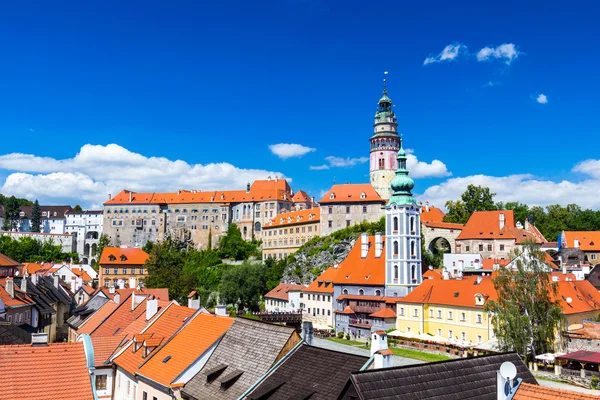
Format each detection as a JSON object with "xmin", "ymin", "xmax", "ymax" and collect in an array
[
  {"xmin": 566, "ymin": 297, "xmax": 572, "ymax": 304},
  {"xmin": 500, "ymin": 361, "xmax": 517, "ymax": 380}
]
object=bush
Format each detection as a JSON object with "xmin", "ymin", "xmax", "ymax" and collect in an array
[
  {"xmin": 337, "ymin": 332, "xmax": 344, "ymax": 339},
  {"xmin": 345, "ymin": 333, "xmax": 350, "ymax": 341},
  {"xmin": 591, "ymin": 375, "xmax": 599, "ymax": 390}
]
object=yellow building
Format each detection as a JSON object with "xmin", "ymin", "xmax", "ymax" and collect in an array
[
  {"xmin": 396, "ymin": 275, "xmax": 495, "ymax": 345},
  {"xmin": 262, "ymin": 208, "xmax": 320, "ymax": 260}
]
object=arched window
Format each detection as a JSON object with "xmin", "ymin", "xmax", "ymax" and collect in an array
[
  {"xmin": 411, "ymin": 265, "xmax": 417, "ymax": 282},
  {"xmin": 393, "ymin": 265, "xmax": 399, "ymax": 280},
  {"xmin": 410, "ymin": 216, "xmax": 415, "ymax": 232},
  {"xmin": 393, "ymin": 216, "xmax": 398, "ymax": 232},
  {"xmin": 393, "ymin": 241, "xmax": 399, "ymax": 256},
  {"xmin": 343, "ymin": 288, "xmax": 348, "ymax": 295},
  {"xmin": 254, "ymin": 222, "xmax": 261, "ymax": 232},
  {"xmin": 375, "ymin": 289, "xmax": 381, "ymax": 296},
  {"xmin": 410, "ymin": 241, "xmax": 415, "ymax": 256},
  {"xmin": 378, "ymin": 158, "xmax": 385, "ymax": 170},
  {"xmin": 358, "ymin": 289, "xmax": 364, "ymax": 296}
]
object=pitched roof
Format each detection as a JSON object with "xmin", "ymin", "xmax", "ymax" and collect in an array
[
  {"xmin": 303, "ymin": 267, "xmax": 337, "ymax": 294},
  {"xmin": 0, "ymin": 342, "xmax": 94, "ymax": 400},
  {"xmin": 99, "ymin": 247, "xmax": 149, "ymax": 265},
  {"xmin": 247, "ymin": 344, "xmax": 368, "ymax": 400},
  {"xmin": 422, "ymin": 220, "xmax": 464, "ymax": 230},
  {"xmin": 112, "ymin": 303, "xmax": 195, "ymax": 375},
  {"xmin": 91, "ymin": 334, "xmax": 127, "ymax": 366},
  {"xmin": 397, "ymin": 276, "xmax": 496, "ymax": 309},
  {"xmin": 420, "ymin": 206, "xmax": 445, "ymax": 223},
  {"xmin": 333, "ymin": 236, "xmax": 385, "ymax": 286},
  {"xmin": 264, "ymin": 283, "xmax": 305, "ymax": 301},
  {"xmin": 17, "ymin": 205, "xmax": 73, "ymax": 220},
  {"xmin": 263, "ymin": 208, "xmax": 320, "ymax": 228},
  {"xmin": 76, "ymin": 301, "xmax": 119, "ymax": 335},
  {"xmin": 182, "ymin": 318, "xmax": 299, "ymax": 400},
  {"xmin": 0, "ymin": 317, "xmax": 31, "ymax": 345},
  {"xmin": 562, "ymin": 231, "xmax": 600, "ymax": 251},
  {"xmin": 318, "ymin": 183, "xmax": 384, "ymax": 204},
  {"xmin": 89, "ymin": 294, "xmax": 148, "ymax": 337},
  {"xmin": 513, "ymin": 382, "xmax": 598, "ymax": 400},
  {"xmin": 553, "ymin": 280, "xmax": 600, "ymax": 315},
  {"xmin": 369, "ymin": 307, "xmax": 396, "ymax": 318},
  {"xmin": 291, "ymin": 190, "xmax": 312, "ymax": 204},
  {"xmin": 0, "ymin": 279, "xmax": 35, "ymax": 308},
  {"xmin": 0, "ymin": 253, "xmax": 21, "ymax": 268},
  {"xmin": 20, "ymin": 263, "xmax": 43, "ymax": 275},
  {"xmin": 340, "ymin": 352, "xmax": 536, "ymax": 400},
  {"xmin": 457, "ymin": 210, "xmax": 542, "ymax": 242},
  {"xmin": 137, "ymin": 312, "xmax": 234, "ymax": 388},
  {"xmin": 566, "ymin": 322, "xmax": 600, "ymax": 340}
]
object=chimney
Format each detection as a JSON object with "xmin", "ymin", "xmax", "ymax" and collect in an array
[
  {"xmin": 215, "ymin": 304, "xmax": 227, "ymax": 317},
  {"xmin": 129, "ymin": 276, "xmax": 136, "ymax": 289},
  {"xmin": 375, "ymin": 232, "xmax": 383, "ymax": 258},
  {"xmin": 311, "ymin": 196, "xmax": 315, "ymax": 204},
  {"xmin": 129, "ymin": 192, "xmax": 132, "ymax": 202},
  {"xmin": 275, "ymin": 176, "xmax": 279, "ymax": 182},
  {"xmin": 188, "ymin": 294, "xmax": 200, "ymax": 310},
  {"xmin": 476, "ymin": 275, "xmax": 482, "ymax": 284},
  {"xmin": 118, "ymin": 279, "xmax": 125, "ymax": 290},
  {"xmin": 246, "ymin": 182, "xmax": 250, "ymax": 193},
  {"xmin": 425, "ymin": 201, "xmax": 430, "ymax": 212},
  {"xmin": 499, "ymin": 213, "xmax": 505, "ymax": 230},
  {"xmin": 53, "ymin": 275, "xmax": 59, "ymax": 289},
  {"xmin": 31, "ymin": 333, "xmax": 49, "ymax": 347},
  {"xmin": 497, "ymin": 361, "xmax": 518, "ymax": 400},
  {"xmin": 109, "ymin": 285, "xmax": 115, "ymax": 294},
  {"xmin": 113, "ymin": 293, "xmax": 121, "ymax": 304},
  {"xmin": 267, "ymin": 175, "xmax": 271, "ymax": 181},
  {"xmin": 31, "ymin": 273, "xmax": 38, "ymax": 285},
  {"xmin": 146, "ymin": 298, "xmax": 158, "ymax": 320},
  {"xmin": 574, "ymin": 238, "xmax": 580, "ymax": 248},
  {"xmin": 20, "ymin": 277, "xmax": 27, "ymax": 292},
  {"xmin": 108, "ymin": 193, "xmax": 112, "ymax": 200},
  {"xmin": 371, "ymin": 330, "xmax": 392, "ymax": 369},
  {"xmin": 562, "ymin": 265, "xmax": 567, "ymax": 275},
  {"xmin": 5, "ymin": 277, "xmax": 14, "ymax": 298},
  {"xmin": 302, "ymin": 321, "xmax": 314, "ymax": 345},
  {"xmin": 361, "ymin": 233, "xmax": 369, "ymax": 258}
]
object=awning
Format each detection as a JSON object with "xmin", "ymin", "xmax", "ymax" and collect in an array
[
  {"xmin": 312, "ymin": 324, "xmax": 333, "ymax": 330},
  {"xmin": 556, "ymin": 350, "xmax": 600, "ymax": 364},
  {"xmin": 536, "ymin": 353, "xmax": 564, "ymax": 362},
  {"xmin": 387, "ymin": 330, "xmax": 418, "ymax": 339}
]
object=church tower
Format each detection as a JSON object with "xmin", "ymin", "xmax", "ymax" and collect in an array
[
  {"xmin": 384, "ymin": 144, "xmax": 422, "ymax": 297},
  {"xmin": 370, "ymin": 78, "xmax": 400, "ymax": 201}
]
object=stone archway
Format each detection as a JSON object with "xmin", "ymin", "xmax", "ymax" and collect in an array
[{"xmin": 428, "ymin": 237, "xmax": 452, "ymax": 255}]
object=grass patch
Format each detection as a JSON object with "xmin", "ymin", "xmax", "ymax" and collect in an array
[
  {"xmin": 390, "ymin": 347, "xmax": 451, "ymax": 362},
  {"xmin": 326, "ymin": 337, "xmax": 366, "ymax": 347}
]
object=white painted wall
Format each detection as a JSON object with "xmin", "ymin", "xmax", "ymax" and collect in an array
[
  {"xmin": 443, "ymin": 253, "xmax": 483, "ymax": 277},
  {"xmin": 114, "ymin": 368, "xmax": 138, "ymax": 400},
  {"xmin": 94, "ymin": 367, "xmax": 113, "ymax": 399},
  {"xmin": 302, "ymin": 291, "xmax": 334, "ymax": 328}
]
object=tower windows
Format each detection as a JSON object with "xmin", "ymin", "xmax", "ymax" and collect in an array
[
  {"xmin": 393, "ymin": 241, "xmax": 399, "ymax": 256},
  {"xmin": 393, "ymin": 217, "xmax": 398, "ymax": 232},
  {"xmin": 410, "ymin": 241, "xmax": 416, "ymax": 257},
  {"xmin": 411, "ymin": 265, "xmax": 417, "ymax": 282},
  {"xmin": 393, "ymin": 265, "xmax": 398, "ymax": 281},
  {"xmin": 378, "ymin": 158, "xmax": 385, "ymax": 170},
  {"xmin": 410, "ymin": 217, "xmax": 415, "ymax": 232},
  {"xmin": 358, "ymin": 289, "xmax": 364, "ymax": 296}
]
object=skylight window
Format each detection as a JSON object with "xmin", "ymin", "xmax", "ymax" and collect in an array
[
  {"xmin": 453, "ymin": 292, "xmax": 460, "ymax": 297},
  {"xmin": 163, "ymin": 355, "xmax": 172, "ymax": 363}
]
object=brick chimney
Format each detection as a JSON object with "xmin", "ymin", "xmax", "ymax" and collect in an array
[
  {"xmin": 5, "ymin": 277, "xmax": 14, "ymax": 298},
  {"xmin": 499, "ymin": 213, "xmax": 505, "ymax": 230}
]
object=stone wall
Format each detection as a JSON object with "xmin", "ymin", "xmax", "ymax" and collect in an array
[
  {"xmin": 320, "ymin": 202, "xmax": 384, "ymax": 236},
  {"xmin": 422, "ymin": 225, "xmax": 461, "ymax": 254}
]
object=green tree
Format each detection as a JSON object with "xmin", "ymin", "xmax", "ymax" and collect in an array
[
  {"xmin": 218, "ymin": 223, "xmax": 256, "ymax": 260},
  {"xmin": 264, "ymin": 257, "xmax": 287, "ymax": 290},
  {"xmin": 219, "ymin": 261, "xmax": 266, "ymax": 312},
  {"xmin": 0, "ymin": 194, "xmax": 33, "ymax": 207},
  {"xmin": 443, "ymin": 185, "xmax": 496, "ymax": 224},
  {"xmin": 94, "ymin": 234, "xmax": 112, "ymax": 258},
  {"xmin": 442, "ymin": 200, "xmax": 470, "ymax": 224},
  {"xmin": 73, "ymin": 204, "xmax": 83, "ymax": 212},
  {"xmin": 485, "ymin": 240, "xmax": 565, "ymax": 362},
  {"xmin": 2, "ymin": 196, "xmax": 20, "ymax": 231},
  {"xmin": 30, "ymin": 200, "xmax": 42, "ymax": 233}
]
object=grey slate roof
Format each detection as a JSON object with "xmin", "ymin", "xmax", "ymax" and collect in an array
[
  {"xmin": 0, "ymin": 317, "xmax": 31, "ymax": 345},
  {"xmin": 338, "ymin": 352, "xmax": 537, "ymax": 400},
  {"xmin": 247, "ymin": 343, "xmax": 369, "ymax": 400},
  {"xmin": 182, "ymin": 318, "xmax": 298, "ymax": 400}
]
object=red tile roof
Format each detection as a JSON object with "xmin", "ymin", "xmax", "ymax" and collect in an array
[
  {"xmin": 0, "ymin": 342, "xmax": 94, "ymax": 400},
  {"xmin": 562, "ymin": 231, "xmax": 600, "ymax": 251},
  {"xmin": 337, "ymin": 294, "xmax": 385, "ymax": 302},
  {"xmin": 263, "ymin": 208, "xmax": 320, "ymax": 228},
  {"xmin": 303, "ymin": 267, "xmax": 337, "ymax": 294},
  {"xmin": 77, "ymin": 301, "xmax": 119, "ymax": 335},
  {"xmin": 423, "ymin": 269, "xmax": 443, "ymax": 279},
  {"xmin": 369, "ymin": 308, "xmax": 396, "ymax": 318},
  {"xmin": 553, "ymin": 280, "xmax": 600, "ymax": 315},
  {"xmin": 420, "ymin": 206, "xmax": 445, "ymax": 223},
  {"xmin": 19, "ymin": 262, "xmax": 43, "ymax": 275},
  {"xmin": 566, "ymin": 322, "xmax": 600, "ymax": 340},
  {"xmin": 318, "ymin": 183, "xmax": 384, "ymax": 204},
  {"xmin": 422, "ymin": 221, "xmax": 464, "ymax": 230},
  {"xmin": 91, "ymin": 334, "xmax": 127, "ymax": 366},
  {"xmin": 99, "ymin": 247, "xmax": 149, "ymax": 265},
  {"xmin": 338, "ymin": 306, "xmax": 355, "ymax": 315},
  {"xmin": 333, "ymin": 236, "xmax": 385, "ymax": 286},
  {"xmin": 398, "ymin": 276, "xmax": 497, "ymax": 309},
  {"xmin": 292, "ymin": 190, "xmax": 313, "ymax": 204},
  {"xmin": 0, "ymin": 278, "xmax": 35, "ymax": 308},
  {"xmin": 137, "ymin": 313, "xmax": 233, "ymax": 388},
  {"xmin": 89, "ymin": 294, "xmax": 148, "ymax": 337},
  {"xmin": 0, "ymin": 253, "xmax": 21, "ymax": 267},
  {"xmin": 481, "ymin": 258, "xmax": 510, "ymax": 270},
  {"xmin": 264, "ymin": 283, "xmax": 305, "ymax": 301},
  {"xmin": 513, "ymin": 382, "xmax": 598, "ymax": 400},
  {"xmin": 112, "ymin": 303, "xmax": 195, "ymax": 375},
  {"xmin": 457, "ymin": 210, "xmax": 542, "ymax": 243}
]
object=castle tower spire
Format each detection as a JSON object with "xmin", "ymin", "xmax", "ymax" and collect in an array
[{"xmin": 369, "ymin": 73, "xmax": 400, "ymax": 200}]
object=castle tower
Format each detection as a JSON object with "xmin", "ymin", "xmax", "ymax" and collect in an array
[
  {"xmin": 384, "ymin": 144, "xmax": 422, "ymax": 297},
  {"xmin": 370, "ymin": 78, "xmax": 400, "ymax": 201}
]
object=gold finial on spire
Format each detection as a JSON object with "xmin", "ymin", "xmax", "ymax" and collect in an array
[{"xmin": 383, "ymin": 71, "xmax": 388, "ymax": 92}]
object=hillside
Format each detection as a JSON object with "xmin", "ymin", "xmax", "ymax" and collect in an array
[{"xmin": 282, "ymin": 217, "xmax": 385, "ymax": 284}]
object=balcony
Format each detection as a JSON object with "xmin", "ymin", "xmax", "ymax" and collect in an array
[{"xmin": 349, "ymin": 319, "xmax": 372, "ymax": 329}]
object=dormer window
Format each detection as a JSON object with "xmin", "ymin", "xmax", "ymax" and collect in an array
[
  {"xmin": 360, "ymin": 192, "xmax": 366, "ymax": 199},
  {"xmin": 54, "ymin": 212, "xmax": 57, "ymax": 216},
  {"xmin": 42, "ymin": 212, "xmax": 47, "ymax": 217},
  {"xmin": 109, "ymin": 255, "xmax": 116, "ymax": 262},
  {"xmin": 475, "ymin": 294, "xmax": 485, "ymax": 306},
  {"xmin": 330, "ymin": 193, "xmax": 335, "ymax": 200},
  {"xmin": 19, "ymin": 211, "xmax": 25, "ymax": 217},
  {"xmin": 120, "ymin": 255, "xmax": 127, "ymax": 262}
]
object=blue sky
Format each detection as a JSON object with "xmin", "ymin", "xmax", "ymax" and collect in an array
[{"xmin": 0, "ymin": 0, "xmax": 599, "ymax": 209}]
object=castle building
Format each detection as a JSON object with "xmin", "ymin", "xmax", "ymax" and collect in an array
[
  {"xmin": 370, "ymin": 80, "xmax": 400, "ymax": 201},
  {"xmin": 384, "ymin": 145, "xmax": 422, "ymax": 297},
  {"xmin": 262, "ymin": 208, "xmax": 320, "ymax": 260}
]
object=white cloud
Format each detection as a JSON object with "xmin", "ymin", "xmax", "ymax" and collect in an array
[
  {"xmin": 0, "ymin": 144, "xmax": 287, "ymax": 207},
  {"xmin": 324, "ymin": 156, "xmax": 369, "ymax": 168},
  {"xmin": 268, "ymin": 143, "xmax": 315, "ymax": 159},
  {"xmin": 309, "ymin": 165, "xmax": 330, "ymax": 171},
  {"xmin": 573, "ymin": 159, "xmax": 600, "ymax": 179},
  {"xmin": 536, "ymin": 94, "xmax": 548, "ymax": 104},
  {"xmin": 424, "ymin": 43, "xmax": 467, "ymax": 65},
  {"xmin": 477, "ymin": 43, "xmax": 521, "ymax": 64},
  {"xmin": 420, "ymin": 172, "xmax": 600, "ymax": 210},
  {"xmin": 405, "ymin": 150, "xmax": 452, "ymax": 178}
]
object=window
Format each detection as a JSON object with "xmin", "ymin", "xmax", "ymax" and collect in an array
[
  {"xmin": 429, "ymin": 309, "xmax": 433, "ymax": 318},
  {"xmin": 477, "ymin": 335, "xmax": 482, "ymax": 344},
  {"xmin": 113, "ymin": 267, "xmax": 118, "ymax": 274},
  {"xmin": 143, "ymin": 392, "xmax": 148, "ymax": 400},
  {"xmin": 393, "ymin": 217, "xmax": 398, "ymax": 231},
  {"xmin": 448, "ymin": 311, "xmax": 453, "ymax": 320},
  {"xmin": 327, "ymin": 309, "xmax": 331, "ymax": 316},
  {"xmin": 478, "ymin": 244, "xmax": 484, "ymax": 251},
  {"xmin": 328, "ymin": 207, "xmax": 333, "ymax": 214},
  {"xmin": 362, "ymin": 206, "xmax": 367, "ymax": 213},
  {"xmin": 343, "ymin": 289, "xmax": 348, "ymax": 295},
  {"xmin": 95, "ymin": 375, "xmax": 107, "ymax": 390},
  {"xmin": 393, "ymin": 241, "xmax": 399, "ymax": 255},
  {"xmin": 378, "ymin": 158, "xmax": 385, "ymax": 170},
  {"xmin": 410, "ymin": 217, "xmax": 415, "ymax": 232},
  {"xmin": 460, "ymin": 312, "xmax": 466, "ymax": 321},
  {"xmin": 140, "ymin": 267, "xmax": 145, "ymax": 274},
  {"xmin": 346, "ymin": 206, "xmax": 351, "ymax": 214},
  {"xmin": 122, "ymin": 268, "xmax": 127, "ymax": 275},
  {"xmin": 449, "ymin": 330, "xmax": 453, "ymax": 339},
  {"xmin": 465, "ymin": 245, "xmax": 470, "ymax": 252},
  {"xmin": 413, "ymin": 308, "xmax": 418, "ymax": 317},
  {"xmin": 393, "ymin": 265, "xmax": 398, "ymax": 280},
  {"xmin": 591, "ymin": 254, "xmax": 597, "ymax": 260},
  {"xmin": 477, "ymin": 314, "xmax": 482, "ymax": 324},
  {"xmin": 399, "ymin": 307, "xmax": 405, "ymax": 316},
  {"xmin": 487, "ymin": 244, "xmax": 492, "ymax": 251},
  {"xmin": 105, "ymin": 268, "xmax": 110, "ymax": 274},
  {"xmin": 462, "ymin": 332, "xmax": 466, "ymax": 340},
  {"xmin": 410, "ymin": 241, "xmax": 416, "ymax": 256},
  {"xmin": 375, "ymin": 289, "xmax": 381, "ymax": 296},
  {"xmin": 358, "ymin": 289, "xmax": 364, "ymax": 296},
  {"xmin": 346, "ymin": 220, "xmax": 351, "ymax": 227},
  {"xmin": 500, "ymin": 244, "xmax": 505, "ymax": 251},
  {"xmin": 328, "ymin": 221, "xmax": 333, "ymax": 228}
]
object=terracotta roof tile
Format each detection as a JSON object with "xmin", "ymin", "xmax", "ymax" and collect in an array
[
  {"xmin": 77, "ymin": 301, "xmax": 119, "ymax": 335},
  {"xmin": 553, "ymin": 280, "xmax": 600, "ymax": 315},
  {"xmin": 264, "ymin": 283, "xmax": 305, "ymax": 301},
  {"xmin": 369, "ymin": 308, "xmax": 396, "ymax": 318},
  {"xmin": 137, "ymin": 313, "xmax": 233, "ymax": 388},
  {"xmin": 338, "ymin": 306, "xmax": 356, "ymax": 315},
  {"xmin": 423, "ymin": 269, "xmax": 443, "ymax": 279},
  {"xmin": 513, "ymin": 382, "xmax": 598, "ymax": 399},
  {"xmin": 91, "ymin": 334, "xmax": 127, "ymax": 366},
  {"xmin": 90, "ymin": 294, "xmax": 148, "ymax": 337},
  {"xmin": 99, "ymin": 247, "xmax": 149, "ymax": 265},
  {"xmin": 319, "ymin": 183, "xmax": 384, "ymax": 204},
  {"xmin": 0, "ymin": 342, "xmax": 93, "ymax": 400},
  {"xmin": 303, "ymin": 267, "xmax": 337, "ymax": 293},
  {"xmin": 566, "ymin": 322, "xmax": 600, "ymax": 340},
  {"xmin": 398, "ymin": 276, "xmax": 496, "ymax": 308},
  {"xmin": 0, "ymin": 278, "xmax": 35, "ymax": 308},
  {"xmin": 420, "ymin": 206, "xmax": 445, "ymax": 223},
  {"xmin": 263, "ymin": 208, "xmax": 320, "ymax": 228},
  {"xmin": 457, "ymin": 210, "xmax": 518, "ymax": 240},
  {"xmin": 292, "ymin": 190, "xmax": 313, "ymax": 204},
  {"xmin": 563, "ymin": 231, "xmax": 600, "ymax": 251},
  {"xmin": 0, "ymin": 253, "xmax": 21, "ymax": 267},
  {"xmin": 333, "ymin": 236, "xmax": 385, "ymax": 285}
]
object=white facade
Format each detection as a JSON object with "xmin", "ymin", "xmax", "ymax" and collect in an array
[
  {"xmin": 443, "ymin": 253, "xmax": 484, "ymax": 277},
  {"xmin": 302, "ymin": 291, "xmax": 334, "ymax": 329},
  {"xmin": 65, "ymin": 211, "xmax": 103, "ymax": 264},
  {"xmin": 385, "ymin": 203, "xmax": 422, "ymax": 297},
  {"xmin": 264, "ymin": 289, "xmax": 303, "ymax": 313},
  {"xmin": 0, "ymin": 231, "xmax": 75, "ymax": 253},
  {"xmin": 114, "ymin": 368, "xmax": 138, "ymax": 400}
]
